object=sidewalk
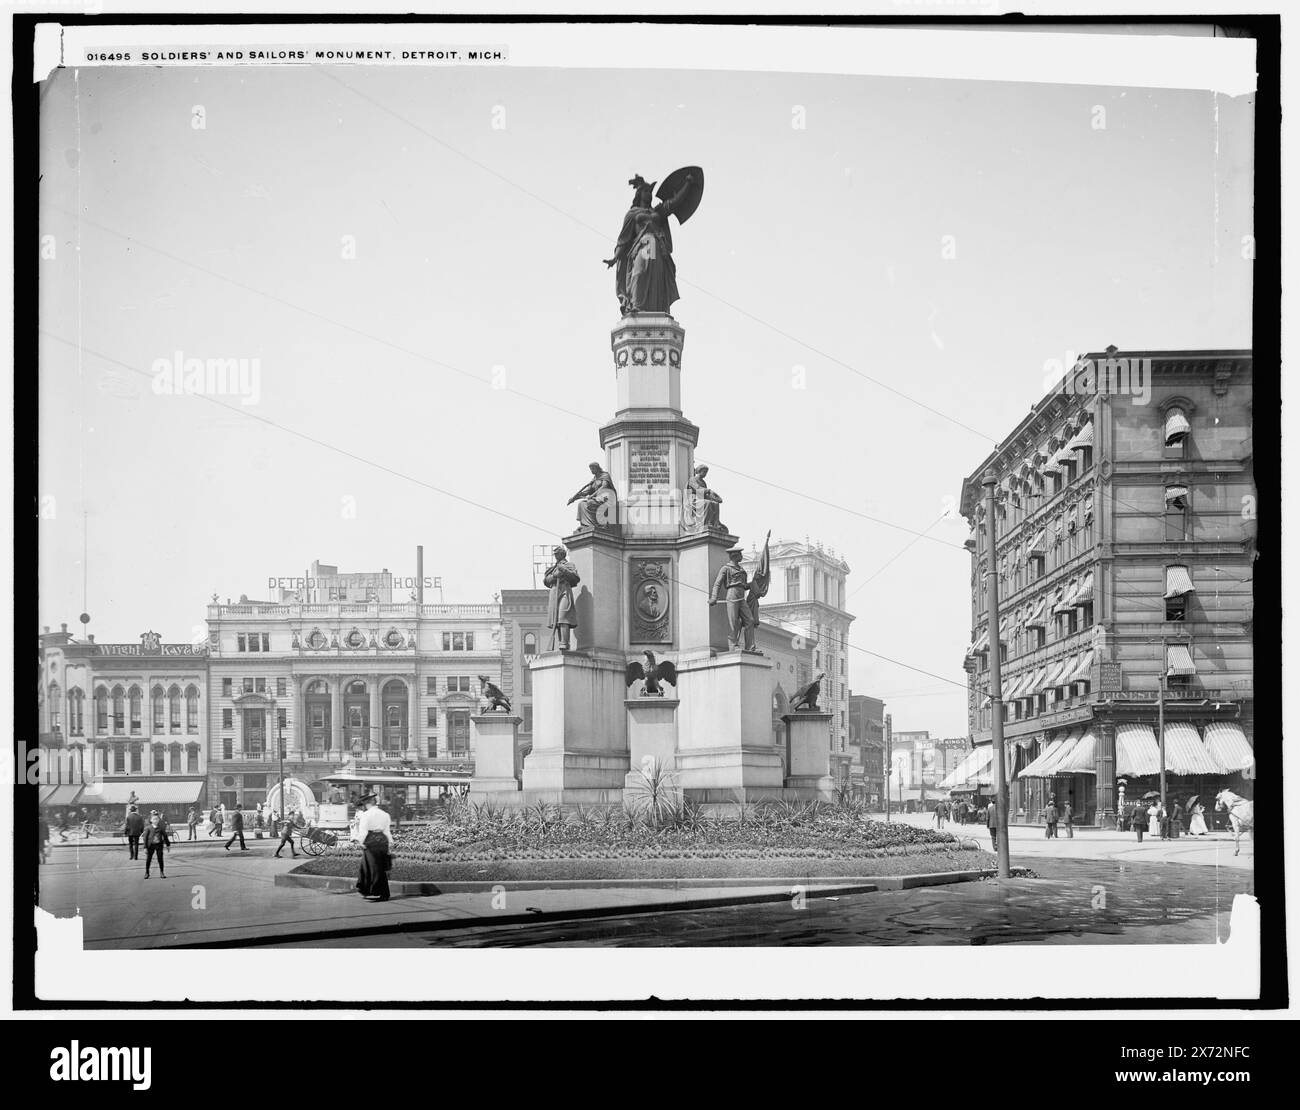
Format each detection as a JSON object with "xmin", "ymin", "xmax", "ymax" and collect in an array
[{"xmin": 887, "ymin": 812, "xmax": 1253, "ymax": 869}]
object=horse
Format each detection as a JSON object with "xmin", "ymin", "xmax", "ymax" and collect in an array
[{"xmin": 1215, "ymin": 789, "xmax": 1254, "ymax": 856}]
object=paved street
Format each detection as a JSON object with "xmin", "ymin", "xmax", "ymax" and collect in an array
[{"xmin": 37, "ymin": 819, "xmax": 1253, "ymax": 950}]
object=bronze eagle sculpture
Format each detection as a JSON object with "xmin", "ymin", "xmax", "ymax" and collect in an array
[
  {"xmin": 625, "ymin": 650, "xmax": 678, "ymax": 697},
  {"xmin": 477, "ymin": 675, "xmax": 512, "ymax": 713},
  {"xmin": 790, "ymin": 671, "xmax": 827, "ymax": 713}
]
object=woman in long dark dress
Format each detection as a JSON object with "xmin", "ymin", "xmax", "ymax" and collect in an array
[
  {"xmin": 605, "ymin": 173, "xmax": 696, "ymax": 315},
  {"xmin": 354, "ymin": 791, "xmax": 393, "ymax": 902}
]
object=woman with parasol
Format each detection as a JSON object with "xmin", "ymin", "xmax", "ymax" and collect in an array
[{"xmin": 1187, "ymin": 794, "xmax": 1209, "ymax": 836}]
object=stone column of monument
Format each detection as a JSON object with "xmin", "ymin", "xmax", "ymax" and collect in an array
[
  {"xmin": 783, "ymin": 711, "xmax": 835, "ymax": 801},
  {"xmin": 469, "ymin": 712, "xmax": 523, "ymax": 793}
]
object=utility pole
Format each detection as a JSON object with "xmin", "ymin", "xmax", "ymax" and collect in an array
[
  {"xmin": 982, "ymin": 471, "xmax": 1012, "ymax": 878},
  {"xmin": 884, "ymin": 712, "xmax": 893, "ymax": 822},
  {"xmin": 1158, "ymin": 635, "xmax": 1167, "ymax": 811}
]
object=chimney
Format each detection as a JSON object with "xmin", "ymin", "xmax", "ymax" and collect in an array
[
  {"xmin": 61, "ymin": 623, "xmax": 68, "ymax": 632},
  {"xmin": 416, "ymin": 546, "xmax": 424, "ymax": 606}
]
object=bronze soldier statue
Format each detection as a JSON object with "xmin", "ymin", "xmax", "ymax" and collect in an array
[
  {"xmin": 544, "ymin": 545, "xmax": 580, "ymax": 651},
  {"xmin": 709, "ymin": 546, "xmax": 758, "ymax": 652}
]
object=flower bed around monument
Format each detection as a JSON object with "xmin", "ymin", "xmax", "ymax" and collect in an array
[{"xmin": 292, "ymin": 799, "xmax": 996, "ymax": 880}]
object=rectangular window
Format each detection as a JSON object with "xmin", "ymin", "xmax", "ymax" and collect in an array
[
  {"xmin": 276, "ymin": 678, "xmax": 287, "ymax": 697},
  {"xmin": 222, "ymin": 738, "xmax": 233, "ymax": 760},
  {"xmin": 426, "ymin": 676, "xmax": 437, "ymax": 695},
  {"xmin": 427, "ymin": 706, "xmax": 438, "ymax": 728},
  {"xmin": 237, "ymin": 634, "xmax": 246, "ymax": 652},
  {"xmin": 243, "ymin": 678, "xmax": 254, "ymax": 694},
  {"xmin": 262, "ymin": 633, "xmax": 271, "ymax": 652},
  {"xmin": 785, "ymin": 566, "xmax": 800, "ymax": 602},
  {"xmin": 522, "ymin": 706, "xmax": 533, "ymax": 733},
  {"xmin": 1165, "ymin": 507, "xmax": 1188, "ymax": 542},
  {"xmin": 454, "ymin": 632, "xmax": 465, "ymax": 651},
  {"xmin": 222, "ymin": 677, "xmax": 232, "ymax": 696},
  {"xmin": 522, "ymin": 666, "xmax": 533, "ymax": 695},
  {"xmin": 255, "ymin": 678, "xmax": 267, "ymax": 693},
  {"xmin": 310, "ymin": 705, "xmax": 325, "ymax": 729},
  {"xmin": 1166, "ymin": 594, "xmax": 1187, "ymax": 622},
  {"xmin": 222, "ymin": 708, "xmax": 233, "ymax": 728},
  {"xmin": 427, "ymin": 736, "xmax": 438, "ymax": 758},
  {"xmin": 442, "ymin": 632, "xmax": 451, "ymax": 651},
  {"xmin": 465, "ymin": 632, "xmax": 475, "ymax": 651}
]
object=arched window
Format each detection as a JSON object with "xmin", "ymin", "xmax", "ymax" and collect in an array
[
  {"xmin": 168, "ymin": 685, "xmax": 182, "ymax": 732},
  {"xmin": 186, "ymin": 743, "xmax": 200, "ymax": 774},
  {"xmin": 47, "ymin": 682, "xmax": 62, "ymax": 735},
  {"xmin": 68, "ymin": 688, "xmax": 84, "ymax": 736},
  {"xmin": 185, "ymin": 685, "xmax": 200, "ymax": 732},
  {"xmin": 128, "ymin": 685, "xmax": 142, "ymax": 734},
  {"xmin": 522, "ymin": 632, "xmax": 538, "ymax": 657},
  {"xmin": 152, "ymin": 685, "xmax": 165, "ymax": 732},
  {"xmin": 94, "ymin": 687, "xmax": 108, "ymax": 733},
  {"xmin": 169, "ymin": 743, "xmax": 183, "ymax": 774},
  {"xmin": 111, "ymin": 685, "xmax": 126, "ymax": 734},
  {"xmin": 154, "ymin": 744, "xmax": 167, "ymax": 773}
]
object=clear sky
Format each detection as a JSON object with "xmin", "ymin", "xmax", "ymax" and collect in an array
[{"xmin": 37, "ymin": 54, "xmax": 1254, "ymax": 736}]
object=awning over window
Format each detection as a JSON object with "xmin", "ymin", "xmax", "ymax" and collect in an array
[
  {"xmin": 85, "ymin": 780, "xmax": 206, "ymax": 805},
  {"xmin": 1053, "ymin": 580, "xmax": 1081, "ymax": 613},
  {"xmin": 1002, "ymin": 672, "xmax": 1026, "ymax": 700},
  {"xmin": 1162, "ymin": 723, "xmax": 1223, "ymax": 775},
  {"xmin": 1167, "ymin": 644, "xmax": 1197, "ymax": 677},
  {"xmin": 1165, "ymin": 485, "xmax": 1190, "ymax": 508},
  {"xmin": 1165, "ymin": 565, "xmax": 1195, "ymax": 598},
  {"xmin": 940, "ymin": 744, "xmax": 995, "ymax": 790},
  {"xmin": 1072, "ymin": 570, "xmax": 1094, "ymax": 605},
  {"xmin": 1052, "ymin": 729, "xmax": 1098, "ymax": 775},
  {"xmin": 1067, "ymin": 422, "xmax": 1094, "ymax": 451},
  {"xmin": 1042, "ymin": 657, "xmax": 1073, "ymax": 688},
  {"xmin": 1204, "ymin": 722, "xmax": 1254, "ymax": 776},
  {"xmin": 1116, "ymin": 724, "xmax": 1162, "ymax": 777},
  {"xmin": 1027, "ymin": 531, "xmax": 1046, "ymax": 556},
  {"xmin": 1066, "ymin": 649, "xmax": 1095, "ymax": 684},
  {"xmin": 972, "ymin": 628, "xmax": 989, "ymax": 653},
  {"xmin": 1019, "ymin": 730, "xmax": 1081, "ymax": 778},
  {"xmin": 40, "ymin": 784, "xmax": 84, "ymax": 807},
  {"xmin": 1024, "ymin": 596, "xmax": 1048, "ymax": 628},
  {"xmin": 1164, "ymin": 408, "xmax": 1191, "ymax": 445}
]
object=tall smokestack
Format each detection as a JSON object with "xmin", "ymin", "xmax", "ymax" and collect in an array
[{"xmin": 416, "ymin": 546, "xmax": 424, "ymax": 606}]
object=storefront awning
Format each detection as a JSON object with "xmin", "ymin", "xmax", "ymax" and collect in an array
[
  {"xmin": 939, "ymin": 744, "xmax": 995, "ymax": 790},
  {"xmin": 83, "ymin": 780, "xmax": 206, "ymax": 805},
  {"xmin": 1167, "ymin": 643, "xmax": 1197, "ymax": 676},
  {"xmin": 1019, "ymin": 731, "xmax": 1079, "ymax": 778},
  {"xmin": 1162, "ymin": 723, "xmax": 1223, "ymax": 775},
  {"xmin": 40, "ymin": 784, "xmax": 84, "ymax": 807},
  {"xmin": 1052, "ymin": 729, "xmax": 1098, "ymax": 775},
  {"xmin": 1116, "ymin": 724, "xmax": 1162, "ymax": 777},
  {"xmin": 1067, "ymin": 422, "xmax": 1095, "ymax": 451},
  {"xmin": 1164, "ymin": 408, "xmax": 1191, "ymax": 445},
  {"xmin": 1164, "ymin": 565, "xmax": 1195, "ymax": 598},
  {"xmin": 1204, "ymin": 722, "xmax": 1254, "ymax": 776}
]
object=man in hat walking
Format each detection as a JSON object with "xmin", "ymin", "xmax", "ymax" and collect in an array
[
  {"xmin": 224, "ymin": 804, "xmax": 249, "ymax": 852},
  {"xmin": 124, "ymin": 804, "xmax": 145, "ymax": 860},
  {"xmin": 710, "ymin": 546, "xmax": 758, "ymax": 652},
  {"xmin": 354, "ymin": 791, "xmax": 393, "ymax": 902},
  {"xmin": 142, "ymin": 811, "xmax": 171, "ymax": 879},
  {"xmin": 274, "ymin": 806, "xmax": 301, "ymax": 858}
]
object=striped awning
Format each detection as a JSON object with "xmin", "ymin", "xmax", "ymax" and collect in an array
[
  {"xmin": 939, "ymin": 744, "xmax": 996, "ymax": 790},
  {"xmin": 1026, "ymin": 667, "xmax": 1049, "ymax": 695},
  {"xmin": 1165, "ymin": 485, "xmax": 1190, "ymax": 506},
  {"xmin": 1162, "ymin": 723, "xmax": 1223, "ymax": 775},
  {"xmin": 1053, "ymin": 580, "xmax": 1081, "ymax": 612},
  {"xmin": 1067, "ymin": 422, "xmax": 1095, "ymax": 451},
  {"xmin": 1019, "ymin": 730, "xmax": 1081, "ymax": 778},
  {"xmin": 1066, "ymin": 649, "xmax": 1095, "ymax": 683},
  {"xmin": 1165, "ymin": 565, "xmax": 1195, "ymax": 598},
  {"xmin": 1027, "ymin": 531, "xmax": 1047, "ymax": 556},
  {"xmin": 1165, "ymin": 408, "xmax": 1191, "ymax": 445},
  {"xmin": 1167, "ymin": 643, "xmax": 1197, "ymax": 676},
  {"xmin": 972, "ymin": 628, "xmax": 989, "ymax": 653},
  {"xmin": 1024, "ymin": 596, "xmax": 1048, "ymax": 627},
  {"xmin": 1204, "ymin": 722, "xmax": 1254, "ymax": 775},
  {"xmin": 1002, "ymin": 672, "xmax": 1027, "ymax": 700},
  {"xmin": 1116, "ymin": 724, "xmax": 1162, "ymax": 777},
  {"xmin": 1042, "ymin": 657, "xmax": 1073, "ymax": 688},
  {"xmin": 1053, "ymin": 729, "xmax": 1098, "ymax": 775},
  {"xmin": 1072, "ymin": 570, "xmax": 1094, "ymax": 605}
]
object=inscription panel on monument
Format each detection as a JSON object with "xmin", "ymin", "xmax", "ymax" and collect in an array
[{"xmin": 629, "ymin": 440, "xmax": 671, "ymax": 491}]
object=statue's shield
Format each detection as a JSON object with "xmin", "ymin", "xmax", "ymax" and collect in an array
[{"xmin": 657, "ymin": 166, "xmax": 704, "ymax": 224}]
